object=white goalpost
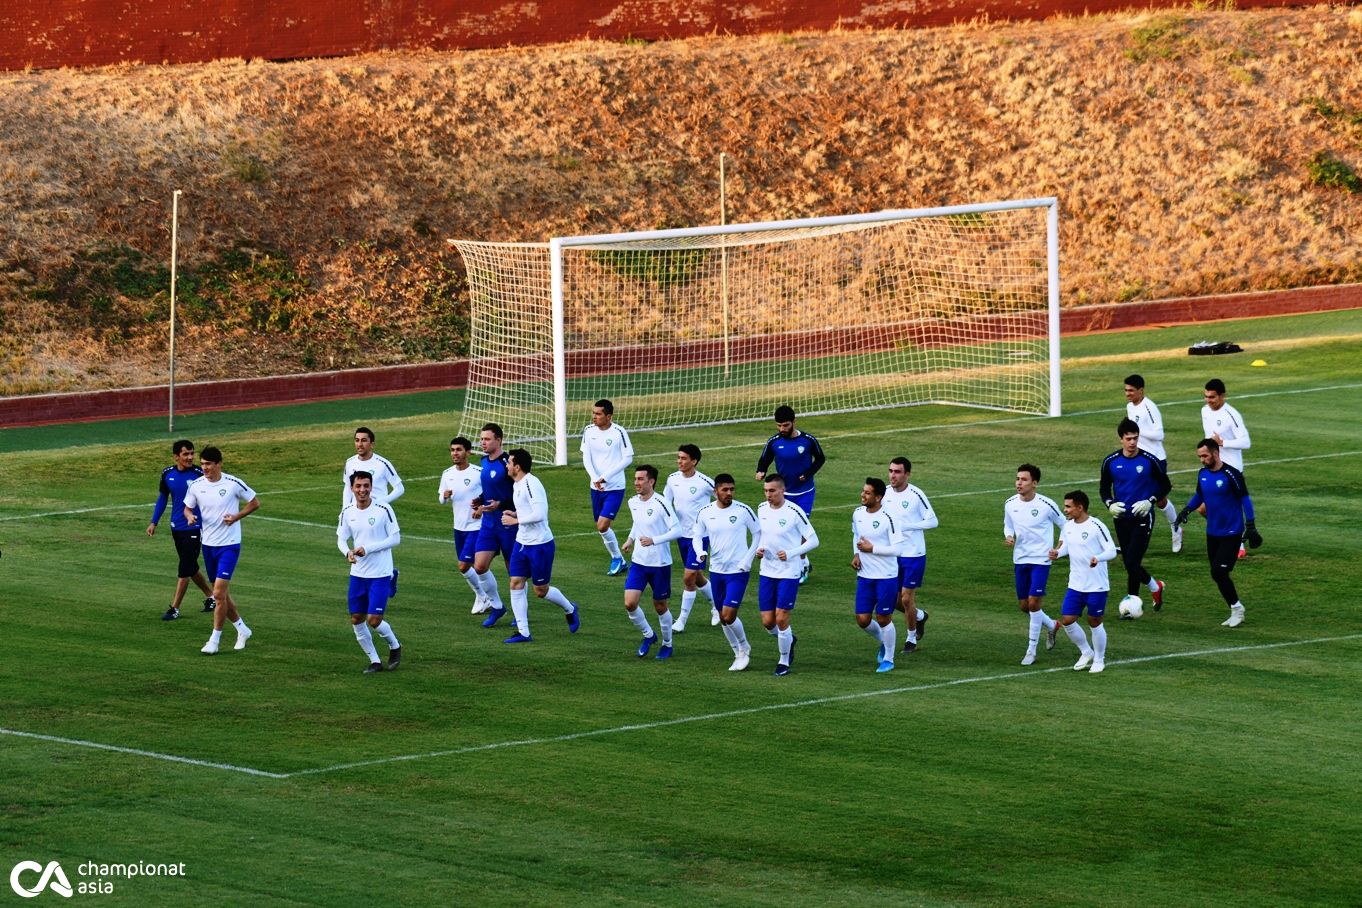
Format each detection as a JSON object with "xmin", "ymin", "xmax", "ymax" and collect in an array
[{"xmin": 452, "ymin": 197, "xmax": 1061, "ymax": 466}]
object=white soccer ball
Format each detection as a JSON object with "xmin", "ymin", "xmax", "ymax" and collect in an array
[{"xmin": 1118, "ymin": 595, "xmax": 1144, "ymax": 620}]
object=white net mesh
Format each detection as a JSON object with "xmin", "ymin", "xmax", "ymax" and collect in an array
[{"xmin": 454, "ymin": 205, "xmax": 1054, "ymax": 464}]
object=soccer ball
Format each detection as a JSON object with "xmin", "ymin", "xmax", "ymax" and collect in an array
[{"xmin": 1118, "ymin": 595, "xmax": 1144, "ymax": 620}]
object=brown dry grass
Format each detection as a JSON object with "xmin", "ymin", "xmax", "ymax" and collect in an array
[{"xmin": 1, "ymin": 6, "xmax": 1360, "ymax": 393}]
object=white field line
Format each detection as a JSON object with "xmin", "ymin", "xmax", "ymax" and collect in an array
[{"xmin": 7, "ymin": 634, "xmax": 1359, "ymax": 779}]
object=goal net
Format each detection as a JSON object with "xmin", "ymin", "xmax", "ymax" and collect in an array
[{"xmin": 452, "ymin": 199, "xmax": 1059, "ymax": 465}]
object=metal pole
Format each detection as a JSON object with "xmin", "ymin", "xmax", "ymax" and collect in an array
[
  {"xmin": 169, "ymin": 189, "xmax": 181, "ymax": 433},
  {"xmin": 720, "ymin": 153, "xmax": 730, "ymax": 378}
]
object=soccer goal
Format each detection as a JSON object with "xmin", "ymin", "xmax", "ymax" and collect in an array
[{"xmin": 451, "ymin": 198, "xmax": 1060, "ymax": 465}]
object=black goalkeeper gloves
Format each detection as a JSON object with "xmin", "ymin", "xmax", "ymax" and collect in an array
[
  {"xmin": 1245, "ymin": 520, "xmax": 1263, "ymax": 549},
  {"xmin": 1173, "ymin": 508, "xmax": 1192, "ymax": 529}
]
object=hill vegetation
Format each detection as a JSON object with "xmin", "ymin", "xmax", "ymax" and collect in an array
[{"xmin": 0, "ymin": 5, "xmax": 1359, "ymax": 393}]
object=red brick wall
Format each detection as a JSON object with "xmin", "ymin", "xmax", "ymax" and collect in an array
[
  {"xmin": 0, "ymin": 0, "xmax": 1307, "ymax": 71},
  {"xmin": 1, "ymin": 284, "xmax": 1356, "ymax": 428}
]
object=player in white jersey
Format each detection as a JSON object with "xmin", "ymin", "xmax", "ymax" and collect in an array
[
  {"xmin": 692, "ymin": 473, "xmax": 760, "ymax": 671},
  {"xmin": 851, "ymin": 478, "xmax": 900, "ymax": 674},
  {"xmin": 338, "ymin": 471, "xmax": 403, "ymax": 673},
  {"xmin": 621, "ymin": 464, "xmax": 684, "ymax": 659},
  {"xmin": 1003, "ymin": 464, "xmax": 1064, "ymax": 665},
  {"xmin": 182, "ymin": 446, "xmax": 259, "ymax": 655},
  {"xmin": 1048, "ymin": 490, "xmax": 1118, "ymax": 673},
  {"xmin": 580, "ymin": 398, "xmax": 634, "ymax": 576},
  {"xmin": 1125, "ymin": 374, "xmax": 1183, "ymax": 552},
  {"xmin": 883, "ymin": 457, "xmax": 937, "ymax": 653},
  {"xmin": 438, "ymin": 436, "xmax": 485, "ymax": 613},
  {"xmin": 343, "ymin": 426, "xmax": 404, "ymax": 596},
  {"xmin": 498, "ymin": 449, "xmax": 581, "ymax": 643},
  {"xmin": 1201, "ymin": 378, "xmax": 1252, "ymax": 557},
  {"xmin": 663, "ymin": 444, "xmax": 717, "ymax": 632},
  {"xmin": 755, "ymin": 474, "xmax": 820, "ymax": 676}
]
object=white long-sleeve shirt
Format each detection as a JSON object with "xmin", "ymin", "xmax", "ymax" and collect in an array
[
  {"xmin": 1202, "ymin": 402, "xmax": 1251, "ymax": 471},
  {"xmin": 343, "ymin": 453, "xmax": 404, "ymax": 508},
  {"xmin": 1128, "ymin": 397, "xmax": 1168, "ymax": 461},
  {"xmin": 755, "ymin": 501, "xmax": 819, "ymax": 580},
  {"xmin": 883, "ymin": 483, "xmax": 938, "ymax": 557},
  {"xmin": 693, "ymin": 500, "xmax": 760, "ymax": 574},
  {"xmin": 663, "ymin": 470, "xmax": 715, "ymax": 535},
  {"xmin": 626, "ymin": 493, "xmax": 683, "ymax": 567},
  {"xmin": 852, "ymin": 505, "xmax": 899, "ymax": 580},
  {"xmin": 1054, "ymin": 516, "xmax": 1117, "ymax": 593},
  {"xmin": 438, "ymin": 464, "xmax": 482, "ymax": 532},
  {"xmin": 337, "ymin": 501, "xmax": 401, "ymax": 579},
  {"xmin": 510, "ymin": 473, "xmax": 554, "ymax": 546},
  {"xmin": 1003, "ymin": 492, "xmax": 1066, "ymax": 565},
  {"xmin": 579, "ymin": 423, "xmax": 634, "ymax": 491}
]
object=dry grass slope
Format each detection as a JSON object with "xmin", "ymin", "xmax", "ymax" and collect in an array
[{"xmin": 0, "ymin": 6, "xmax": 1360, "ymax": 393}]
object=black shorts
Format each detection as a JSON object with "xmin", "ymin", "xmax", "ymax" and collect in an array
[{"xmin": 172, "ymin": 528, "xmax": 203, "ymax": 578}]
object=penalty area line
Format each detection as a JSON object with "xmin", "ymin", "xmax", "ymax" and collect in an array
[
  {"xmin": 0, "ymin": 727, "xmax": 290, "ymax": 779},
  {"xmin": 285, "ymin": 632, "xmax": 1362, "ymax": 778}
]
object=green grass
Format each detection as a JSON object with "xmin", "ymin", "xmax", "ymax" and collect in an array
[{"xmin": 2, "ymin": 309, "xmax": 1361, "ymax": 905}]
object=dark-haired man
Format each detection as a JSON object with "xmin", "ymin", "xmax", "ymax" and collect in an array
[
  {"xmin": 147, "ymin": 439, "xmax": 216, "ymax": 620},
  {"xmin": 756, "ymin": 405, "xmax": 825, "ymax": 584},
  {"xmin": 1175, "ymin": 438, "xmax": 1261, "ymax": 628},
  {"xmin": 184, "ymin": 446, "xmax": 259, "ymax": 655},
  {"xmin": 1100, "ymin": 418, "xmax": 1171, "ymax": 617}
]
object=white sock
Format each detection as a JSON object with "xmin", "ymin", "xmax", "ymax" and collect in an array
[
  {"xmin": 730, "ymin": 617, "xmax": 749, "ymax": 652},
  {"xmin": 1063, "ymin": 622, "xmax": 1092, "ymax": 656},
  {"xmin": 510, "ymin": 587, "xmax": 531, "ymax": 636},
  {"xmin": 862, "ymin": 622, "xmax": 883, "ymax": 644},
  {"xmin": 1091, "ymin": 623, "xmax": 1107, "ymax": 661},
  {"xmin": 232, "ymin": 618, "xmax": 249, "ymax": 634},
  {"xmin": 767, "ymin": 624, "xmax": 779, "ymax": 636},
  {"xmin": 907, "ymin": 624, "xmax": 918, "ymax": 644},
  {"xmin": 353, "ymin": 623, "xmax": 380, "ymax": 662},
  {"xmin": 777, "ymin": 626, "xmax": 793, "ymax": 664},
  {"xmin": 543, "ymin": 586, "xmax": 574, "ymax": 612},
  {"xmin": 697, "ymin": 581, "xmax": 714, "ymax": 603},
  {"xmin": 721, "ymin": 620, "xmax": 741, "ymax": 652},
  {"xmin": 1027, "ymin": 610, "xmax": 1043, "ymax": 648},
  {"xmin": 1163, "ymin": 501, "xmax": 1180, "ymax": 526},
  {"xmin": 477, "ymin": 571, "xmax": 503, "ymax": 609},
  {"xmin": 1148, "ymin": 576, "xmax": 1160, "ymax": 593},
  {"xmin": 658, "ymin": 609, "xmax": 673, "ymax": 646},
  {"xmin": 461, "ymin": 568, "xmax": 482, "ymax": 598},
  {"xmin": 879, "ymin": 621, "xmax": 896, "ymax": 662},
  {"xmin": 1038, "ymin": 610, "xmax": 1056, "ymax": 630},
  {"xmin": 374, "ymin": 620, "xmax": 399, "ymax": 649},
  {"xmin": 600, "ymin": 529, "xmax": 622, "ymax": 559},
  {"xmin": 627, "ymin": 607, "xmax": 654, "ymax": 638},
  {"xmin": 1231, "ymin": 601, "xmax": 1244, "ymax": 612},
  {"xmin": 208, "ymin": 629, "xmax": 223, "ymax": 645},
  {"xmin": 679, "ymin": 590, "xmax": 697, "ymax": 622}
]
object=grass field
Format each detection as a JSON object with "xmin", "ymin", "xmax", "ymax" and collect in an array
[{"xmin": 2, "ymin": 309, "xmax": 1361, "ymax": 906}]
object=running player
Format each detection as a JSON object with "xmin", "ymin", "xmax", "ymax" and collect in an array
[
  {"xmin": 1003, "ymin": 463, "xmax": 1064, "ymax": 666},
  {"xmin": 883, "ymin": 457, "xmax": 936, "ymax": 652},
  {"xmin": 1048, "ymin": 490, "xmax": 1118, "ymax": 674},
  {"xmin": 851, "ymin": 478, "xmax": 899, "ymax": 673},
  {"xmin": 438, "ymin": 436, "xmax": 484, "ymax": 613},
  {"xmin": 1100, "ymin": 418, "xmax": 1171, "ymax": 616},
  {"xmin": 692, "ymin": 474, "xmax": 760, "ymax": 671},
  {"xmin": 755, "ymin": 405, "xmax": 825, "ymax": 583},
  {"xmin": 499, "ymin": 449, "xmax": 582, "ymax": 643},
  {"xmin": 338, "ymin": 471, "xmax": 403, "ymax": 673},
  {"xmin": 1174, "ymin": 438, "xmax": 1262, "ymax": 627},
  {"xmin": 754, "ymin": 474, "xmax": 820, "ymax": 676},
  {"xmin": 1124, "ymin": 374, "xmax": 1183, "ymax": 552},
  {"xmin": 664, "ymin": 444, "xmax": 716, "ymax": 632},
  {"xmin": 622, "ymin": 465, "xmax": 684, "ymax": 659},
  {"xmin": 581, "ymin": 399, "xmax": 634, "ymax": 575},
  {"xmin": 183, "ymin": 446, "xmax": 259, "ymax": 655}
]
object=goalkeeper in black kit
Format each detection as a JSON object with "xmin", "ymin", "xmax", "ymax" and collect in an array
[{"xmin": 1175, "ymin": 438, "xmax": 1262, "ymax": 628}]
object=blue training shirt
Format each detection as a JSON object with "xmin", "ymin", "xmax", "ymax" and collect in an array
[
  {"xmin": 756, "ymin": 432, "xmax": 826, "ymax": 496},
  {"xmin": 1186, "ymin": 464, "xmax": 1255, "ymax": 537},
  {"xmin": 1099, "ymin": 449, "xmax": 1172, "ymax": 512},
  {"xmin": 152, "ymin": 464, "xmax": 204, "ymax": 531},
  {"xmin": 479, "ymin": 453, "xmax": 515, "ymax": 524}
]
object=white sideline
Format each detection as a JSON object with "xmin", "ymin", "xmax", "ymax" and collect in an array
[{"xmin": 5, "ymin": 633, "xmax": 1360, "ymax": 780}]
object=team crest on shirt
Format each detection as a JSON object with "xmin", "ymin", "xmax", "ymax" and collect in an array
[
  {"xmin": 1136, "ymin": 465, "xmax": 1144, "ymax": 473},
  {"xmin": 464, "ymin": 478, "xmax": 471, "ymax": 486},
  {"xmin": 1216, "ymin": 479, "xmax": 1224, "ymax": 487},
  {"xmin": 1081, "ymin": 531, "xmax": 1089, "ymax": 540},
  {"xmin": 729, "ymin": 515, "xmax": 737, "ymax": 524},
  {"xmin": 606, "ymin": 439, "xmax": 613, "ymax": 446},
  {"xmin": 646, "ymin": 508, "xmax": 653, "ymax": 516},
  {"xmin": 689, "ymin": 486, "xmax": 697, "ymax": 494},
  {"xmin": 797, "ymin": 445, "xmax": 805, "ymax": 454},
  {"xmin": 368, "ymin": 517, "xmax": 376, "ymax": 525},
  {"xmin": 778, "ymin": 518, "xmax": 787, "ymax": 527},
  {"xmin": 218, "ymin": 488, "xmax": 227, "ymax": 496},
  {"xmin": 1031, "ymin": 509, "xmax": 1039, "ymax": 517},
  {"xmin": 872, "ymin": 520, "xmax": 880, "ymax": 528}
]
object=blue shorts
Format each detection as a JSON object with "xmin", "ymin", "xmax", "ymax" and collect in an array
[
  {"xmin": 591, "ymin": 489, "xmax": 625, "ymax": 521},
  {"xmin": 453, "ymin": 528, "xmax": 478, "ymax": 564},
  {"xmin": 758, "ymin": 575, "xmax": 801, "ymax": 612},
  {"xmin": 898, "ymin": 555, "xmax": 926, "ymax": 590},
  {"xmin": 1014, "ymin": 563, "xmax": 1052, "ymax": 600},
  {"xmin": 677, "ymin": 537, "xmax": 708, "ymax": 571},
  {"xmin": 508, "ymin": 540, "xmax": 555, "ymax": 585},
  {"xmin": 1062, "ymin": 588, "xmax": 1108, "ymax": 618},
  {"xmin": 785, "ymin": 488, "xmax": 815, "ymax": 515},
  {"xmin": 203, "ymin": 544, "xmax": 241, "ymax": 581},
  {"xmin": 710, "ymin": 571, "xmax": 751, "ymax": 609},
  {"xmin": 626, "ymin": 562, "xmax": 672, "ymax": 600},
  {"xmin": 348, "ymin": 575, "xmax": 392, "ymax": 615},
  {"xmin": 855, "ymin": 576, "xmax": 899, "ymax": 615},
  {"xmin": 475, "ymin": 516, "xmax": 518, "ymax": 560}
]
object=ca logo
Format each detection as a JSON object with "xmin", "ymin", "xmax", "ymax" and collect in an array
[{"xmin": 10, "ymin": 861, "xmax": 73, "ymax": 898}]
